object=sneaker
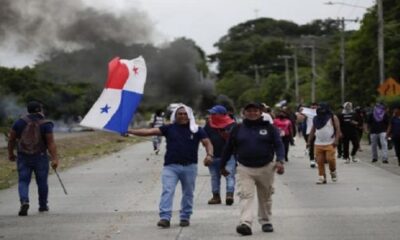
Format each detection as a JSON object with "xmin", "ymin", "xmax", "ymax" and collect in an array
[
  {"xmin": 38, "ymin": 206, "xmax": 49, "ymax": 212},
  {"xmin": 351, "ymin": 156, "xmax": 358, "ymax": 162},
  {"xmin": 155, "ymin": 149, "xmax": 160, "ymax": 155},
  {"xmin": 316, "ymin": 176, "xmax": 326, "ymax": 184},
  {"xmin": 157, "ymin": 219, "xmax": 170, "ymax": 228},
  {"xmin": 225, "ymin": 192, "xmax": 234, "ymax": 206},
  {"xmin": 310, "ymin": 160, "xmax": 316, "ymax": 168},
  {"xmin": 179, "ymin": 219, "xmax": 190, "ymax": 227},
  {"xmin": 372, "ymin": 159, "xmax": 378, "ymax": 163},
  {"xmin": 18, "ymin": 203, "xmax": 29, "ymax": 216},
  {"xmin": 344, "ymin": 158, "xmax": 350, "ymax": 164},
  {"xmin": 261, "ymin": 223, "xmax": 274, "ymax": 232},
  {"xmin": 236, "ymin": 224, "xmax": 252, "ymax": 236},
  {"xmin": 330, "ymin": 171, "xmax": 337, "ymax": 182},
  {"xmin": 383, "ymin": 160, "xmax": 389, "ymax": 164}
]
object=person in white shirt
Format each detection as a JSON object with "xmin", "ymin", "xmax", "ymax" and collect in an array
[{"xmin": 307, "ymin": 103, "xmax": 341, "ymax": 184}]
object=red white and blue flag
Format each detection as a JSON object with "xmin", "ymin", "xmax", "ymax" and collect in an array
[{"xmin": 80, "ymin": 56, "xmax": 147, "ymax": 134}]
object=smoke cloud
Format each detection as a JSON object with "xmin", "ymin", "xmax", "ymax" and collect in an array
[
  {"xmin": 0, "ymin": 0, "xmax": 216, "ymax": 111},
  {"xmin": 0, "ymin": 0, "xmax": 154, "ymax": 53}
]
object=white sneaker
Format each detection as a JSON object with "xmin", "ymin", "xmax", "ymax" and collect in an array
[
  {"xmin": 310, "ymin": 160, "xmax": 316, "ymax": 168},
  {"xmin": 316, "ymin": 176, "xmax": 326, "ymax": 184},
  {"xmin": 330, "ymin": 171, "xmax": 337, "ymax": 182},
  {"xmin": 351, "ymin": 156, "xmax": 358, "ymax": 162},
  {"xmin": 345, "ymin": 158, "xmax": 350, "ymax": 164}
]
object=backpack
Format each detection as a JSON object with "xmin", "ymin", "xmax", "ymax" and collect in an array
[{"xmin": 18, "ymin": 117, "xmax": 48, "ymax": 155}]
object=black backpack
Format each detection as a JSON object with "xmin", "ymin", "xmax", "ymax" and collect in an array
[{"xmin": 18, "ymin": 117, "xmax": 48, "ymax": 155}]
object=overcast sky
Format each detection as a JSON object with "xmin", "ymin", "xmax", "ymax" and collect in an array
[{"xmin": 1, "ymin": 0, "xmax": 375, "ymax": 67}]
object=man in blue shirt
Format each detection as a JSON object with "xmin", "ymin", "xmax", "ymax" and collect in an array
[
  {"xmin": 221, "ymin": 102, "xmax": 285, "ymax": 236},
  {"xmin": 128, "ymin": 104, "xmax": 213, "ymax": 228},
  {"xmin": 7, "ymin": 101, "xmax": 59, "ymax": 216}
]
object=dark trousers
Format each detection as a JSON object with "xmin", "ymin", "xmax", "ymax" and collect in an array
[
  {"xmin": 17, "ymin": 153, "xmax": 49, "ymax": 208},
  {"xmin": 343, "ymin": 133, "xmax": 359, "ymax": 159},
  {"xmin": 393, "ymin": 138, "xmax": 400, "ymax": 162},
  {"xmin": 304, "ymin": 134, "xmax": 315, "ymax": 161},
  {"xmin": 282, "ymin": 136, "xmax": 290, "ymax": 161}
]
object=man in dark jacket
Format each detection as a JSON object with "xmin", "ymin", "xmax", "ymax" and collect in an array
[
  {"xmin": 220, "ymin": 103, "xmax": 285, "ymax": 236},
  {"xmin": 7, "ymin": 101, "xmax": 59, "ymax": 216}
]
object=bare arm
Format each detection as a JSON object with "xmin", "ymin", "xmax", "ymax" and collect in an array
[
  {"xmin": 333, "ymin": 115, "xmax": 342, "ymax": 145},
  {"xmin": 307, "ymin": 125, "xmax": 316, "ymax": 147},
  {"xmin": 46, "ymin": 133, "xmax": 59, "ymax": 169},
  {"xmin": 200, "ymin": 138, "xmax": 214, "ymax": 166},
  {"xmin": 7, "ymin": 130, "xmax": 17, "ymax": 162},
  {"xmin": 127, "ymin": 128, "xmax": 162, "ymax": 136}
]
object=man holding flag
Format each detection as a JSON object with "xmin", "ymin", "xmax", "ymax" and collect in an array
[{"xmin": 128, "ymin": 104, "xmax": 213, "ymax": 228}]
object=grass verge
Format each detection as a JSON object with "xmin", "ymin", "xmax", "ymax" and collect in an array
[{"xmin": 0, "ymin": 131, "xmax": 142, "ymax": 190}]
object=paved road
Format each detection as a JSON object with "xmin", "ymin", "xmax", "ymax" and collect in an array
[{"xmin": 0, "ymin": 137, "xmax": 400, "ymax": 240}]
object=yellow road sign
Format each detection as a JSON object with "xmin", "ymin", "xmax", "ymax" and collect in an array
[{"xmin": 377, "ymin": 77, "xmax": 400, "ymax": 96}]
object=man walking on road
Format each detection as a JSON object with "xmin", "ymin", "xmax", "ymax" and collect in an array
[
  {"xmin": 220, "ymin": 102, "xmax": 285, "ymax": 236},
  {"xmin": 308, "ymin": 103, "xmax": 341, "ymax": 184},
  {"xmin": 204, "ymin": 105, "xmax": 236, "ymax": 205},
  {"xmin": 7, "ymin": 101, "xmax": 59, "ymax": 216},
  {"xmin": 368, "ymin": 103, "xmax": 389, "ymax": 163},
  {"xmin": 338, "ymin": 102, "xmax": 361, "ymax": 163},
  {"xmin": 128, "ymin": 104, "xmax": 213, "ymax": 228}
]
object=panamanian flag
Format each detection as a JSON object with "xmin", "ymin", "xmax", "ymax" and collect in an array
[{"xmin": 80, "ymin": 56, "xmax": 147, "ymax": 134}]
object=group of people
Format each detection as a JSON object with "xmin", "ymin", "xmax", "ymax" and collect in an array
[
  {"xmin": 130, "ymin": 102, "xmax": 285, "ymax": 235},
  {"xmin": 299, "ymin": 101, "xmax": 400, "ymax": 184},
  {"xmin": 6, "ymin": 100, "xmax": 400, "ymax": 237}
]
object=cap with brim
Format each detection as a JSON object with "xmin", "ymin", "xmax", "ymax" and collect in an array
[
  {"xmin": 27, "ymin": 101, "xmax": 42, "ymax": 113},
  {"xmin": 208, "ymin": 105, "xmax": 227, "ymax": 114},
  {"xmin": 244, "ymin": 103, "xmax": 262, "ymax": 110}
]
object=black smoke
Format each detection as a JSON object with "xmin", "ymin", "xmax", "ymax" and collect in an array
[{"xmin": 0, "ymin": 0, "xmax": 154, "ymax": 53}]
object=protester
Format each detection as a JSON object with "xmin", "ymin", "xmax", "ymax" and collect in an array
[
  {"xmin": 7, "ymin": 101, "xmax": 59, "ymax": 216},
  {"xmin": 367, "ymin": 103, "xmax": 389, "ymax": 163},
  {"xmin": 354, "ymin": 106, "xmax": 366, "ymax": 152},
  {"xmin": 260, "ymin": 103, "xmax": 274, "ymax": 123},
  {"xmin": 273, "ymin": 111, "xmax": 293, "ymax": 162},
  {"xmin": 220, "ymin": 102, "xmax": 285, "ymax": 236},
  {"xmin": 301, "ymin": 103, "xmax": 318, "ymax": 168},
  {"xmin": 127, "ymin": 104, "xmax": 213, "ymax": 228},
  {"xmin": 338, "ymin": 102, "xmax": 361, "ymax": 163},
  {"xmin": 204, "ymin": 105, "xmax": 236, "ymax": 205},
  {"xmin": 149, "ymin": 109, "xmax": 165, "ymax": 154},
  {"xmin": 308, "ymin": 103, "xmax": 341, "ymax": 184},
  {"xmin": 387, "ymin": 105, "xmax": 400, "ymax": 166}
]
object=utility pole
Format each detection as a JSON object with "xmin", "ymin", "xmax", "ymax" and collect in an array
[
  {"xmin": 377, "ymin": 0, "xmax": 385, "ymax": 84},
  {"xmin": 339, "ymin": 17, "xmax": 358, "ymax": 104},
  {"xmin": 311, "ymin": 45, "xmax": 316, "ymax": 103},
  {"xmin": 293, "ymin": 52, "xmax": 300, "ymax": 104},
  {"xmin": 278, "ymin": 55, "xmax": 292, "ymax": 90},
  {"xmin": 250, "ymin": 64, "xmax": 261, "ymax": 86}
]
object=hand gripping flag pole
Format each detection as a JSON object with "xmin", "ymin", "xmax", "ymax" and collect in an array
[{"xmin": 54, "ymin": 169, "xmax": 68, "ymax": 195}]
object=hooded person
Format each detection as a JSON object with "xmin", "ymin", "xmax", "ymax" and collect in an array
[
  {"xmin": 367, "ymin": 103, "xmax": 389, "ymax": 163},
  {"xmin": 338, "ymin": 101, "xmax": 361, "ymax": 163},
  {"xmin": 308, "ymin": 103, "xmax": 341, "ymax": 184},
  {"xmin": 203, "ymin": 105, "xmax": 237, "ymax": 205},
  {"xmin": 127, "ymin": 104, "xmax": 213, "ymax": 228}
]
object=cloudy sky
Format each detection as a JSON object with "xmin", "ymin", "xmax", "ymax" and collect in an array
[{"xmin": 0, "ymin": 0, "xmax": 375, "ymax": 67}]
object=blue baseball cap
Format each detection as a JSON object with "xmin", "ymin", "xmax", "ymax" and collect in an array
[{"xmin": 208, "ymin": 105, "xmax": 227, "ymax": 114}]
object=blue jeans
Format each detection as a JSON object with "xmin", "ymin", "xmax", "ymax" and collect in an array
[
  {"xmin": 371, "ymin": 132, "xmax": 388, "ymax": 161},
  {"xmin": 17, "ymin": 153, "xmax": 49, "ymax": 208},
  {"xmin": 208, "ymin": 156, "xmax": 236, "ymax": 194},
  {"xmin": 159, "ymin": 164, "xmax": 197, "ymax": 221}
]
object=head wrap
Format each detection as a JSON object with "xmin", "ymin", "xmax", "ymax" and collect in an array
[
  {"xmin": 373, "ymin": 103, "xmax": 385, "ymax": 122},
  {"xmin": 342, "ymin": 102, "xmax": 353, "ymax": 114},
  {"xmin": 170, "ymin": 104, "xmax": 199, "ymax": 133},
  {"xmin": 313, "ymin": 103, "xmax": 333, "ymax": 129}
]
